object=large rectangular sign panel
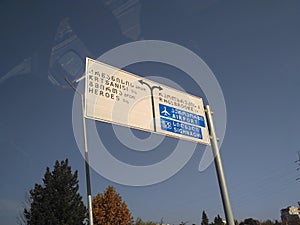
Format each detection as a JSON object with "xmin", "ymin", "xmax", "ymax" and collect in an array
[{"xmin": 85, "ymin": 57, "xmax": 210, "ymax": 145}]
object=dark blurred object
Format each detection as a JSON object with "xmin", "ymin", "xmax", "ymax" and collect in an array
[
  {"xmin": 0, "ymin": 0, "xmax": 123, "ymax": 88},
  {"xmin": 48, "ymin": 18, "xmax": 92, "ymax": 88},
  {"xmin": 103, "ymin": 0, "xmax": 142, "ymax": 40}
]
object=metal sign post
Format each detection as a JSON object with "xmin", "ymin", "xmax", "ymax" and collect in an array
[
  {"xmin": 205, "ymin": 105, "xmax": 235, "ymax": 225},
  {"xmin": 81, "ymin": 94, "xmax": 94, "ymax": 225},
  {"xmin": 65, "ymin": 78, "xmax": 94, "ymax": 225}
]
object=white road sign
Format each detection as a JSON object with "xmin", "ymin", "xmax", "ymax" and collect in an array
[{"xmin": 85, "ymin": 57, "xmax": 210, "ymax": 145}]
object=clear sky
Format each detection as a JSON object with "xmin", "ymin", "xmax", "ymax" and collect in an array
[{"xmin": 1, "ymin": 0, "xmax": 300, "ymax": 225}]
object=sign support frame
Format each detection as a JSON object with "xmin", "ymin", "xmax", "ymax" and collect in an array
[
  {"xmin": 81, "ymin": 59, "xmax": 235, "ymax": 224},
  {"xmin": 205, "ymin": 105, "xmax": 235, "ymax": 225}
]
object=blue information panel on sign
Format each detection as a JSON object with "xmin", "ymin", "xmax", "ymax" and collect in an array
[
  {"xmin": 159, "ymin": 104, "xmax": 205, "ymax": 127},
  {"xmin": 159, "ymin": 103, "xmax": 205, "ymax": 140},
  {"xmin": 160, "ymin": 117, "xmax": 203, "ymax": 139}
]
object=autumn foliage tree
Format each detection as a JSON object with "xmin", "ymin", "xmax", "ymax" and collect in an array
[{"xmin": 92, "ymin": 186, "xmax": 134, "ymax": 225}]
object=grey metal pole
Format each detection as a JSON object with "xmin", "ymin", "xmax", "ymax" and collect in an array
[
  {"xmin": 81, "ymin": 95, "xmax": 94, "ymax": 225},
  {"xmin": 205, "ymin": 105, "xmax": 235, "ymax": 225},
  {"xmin": 64, "ymin": 78, "xmax": 94, "ymax": 225}
]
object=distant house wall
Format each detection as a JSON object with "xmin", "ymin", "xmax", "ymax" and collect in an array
[{"xmin": 281, "ymin": 206, "xmax": 300, "ymax": 225}]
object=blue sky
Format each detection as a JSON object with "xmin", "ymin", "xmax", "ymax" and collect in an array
[{"xmin": 1, "ymin": 0, "xmax": 300, "ymax": 224}]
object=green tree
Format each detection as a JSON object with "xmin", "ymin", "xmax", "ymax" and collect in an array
[
  {"xmin": 261, "ymin": 220, "xmax": 274, "ymax": 225},
  {"xmin": 135, "ymin": 217, "xmax": 156, "ymax": 225},
  {"xmin": 143, "ymin": 221, "xmax": 156, "ymax": 225},
  {"xmin": 23, "ymin": 159, "xmax": 86, "ymax": 225},
  {"xmin": 240, "ymin": 218, "xmax": 260, "ymax": 225},
  {"xmin": 135, "ymin": 217, "xmax": 144, "ymax": 225},
  {"xmin": 274, "ymin": 220, "xmax": 281, "ymax": 225},
  {"xmin": 213, "ymin": 214, "xmax": 224, "ymax": 225},
  {"xmin": 92, "ymin": 186, "xmax": 134, "ymax": 225},
  {"xmin": 201, "ymin": 211, "xmax": 209, "ymax": 225}
]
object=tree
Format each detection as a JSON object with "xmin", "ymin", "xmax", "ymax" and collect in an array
[
  {"xmin": 213, "ymin": 215, "xmax": 224, "ymax": 225},
  {"xmin": 240, "ymin": 218, "xmax": 260, "ymax": 225},
  {"xmin": 135, "ymin": 217, "xmax": 156, "ymax": 225},
  {"xmin": 261, "ymin": 220, "xmax": 274, "ymax": 225},
  {"xmin": 274, "ymin": 220, "xmax": 281, "ymax": 225},
  {"xmin": 92, "ymin": 186, "xmax": 134, "ymax": 225},
  {"xmin": 135, "ymin": 217, "xmax": 144, "ymax": 225},
  {"xmin": 23, "ymin": 159, "xmax": 86, "ymax": 225},
  {"xmin": 201, "ymin": 211, "xmax": 209, "ymax": 225},
  {"xmin": 179, "ymin": 222, "xmax": 189, "ymax": 225}
]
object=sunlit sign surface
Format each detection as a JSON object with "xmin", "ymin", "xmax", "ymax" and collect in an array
[{"xmin": 85, "ymin": 58, "xmax": 210, "ymax": 145}]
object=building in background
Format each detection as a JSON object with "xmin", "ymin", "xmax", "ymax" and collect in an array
[{"xmin": 281, "ymin": 204, "xmax": 300, "ymax": 225}]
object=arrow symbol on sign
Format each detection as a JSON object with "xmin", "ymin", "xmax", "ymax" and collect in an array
[
  {"xmin": 138, "ymin": 80, "xmax": 162, "ymax": 91},
  {"xmin": 138, "ymin": 79, "xmax": 163, "ymax": 132}
]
